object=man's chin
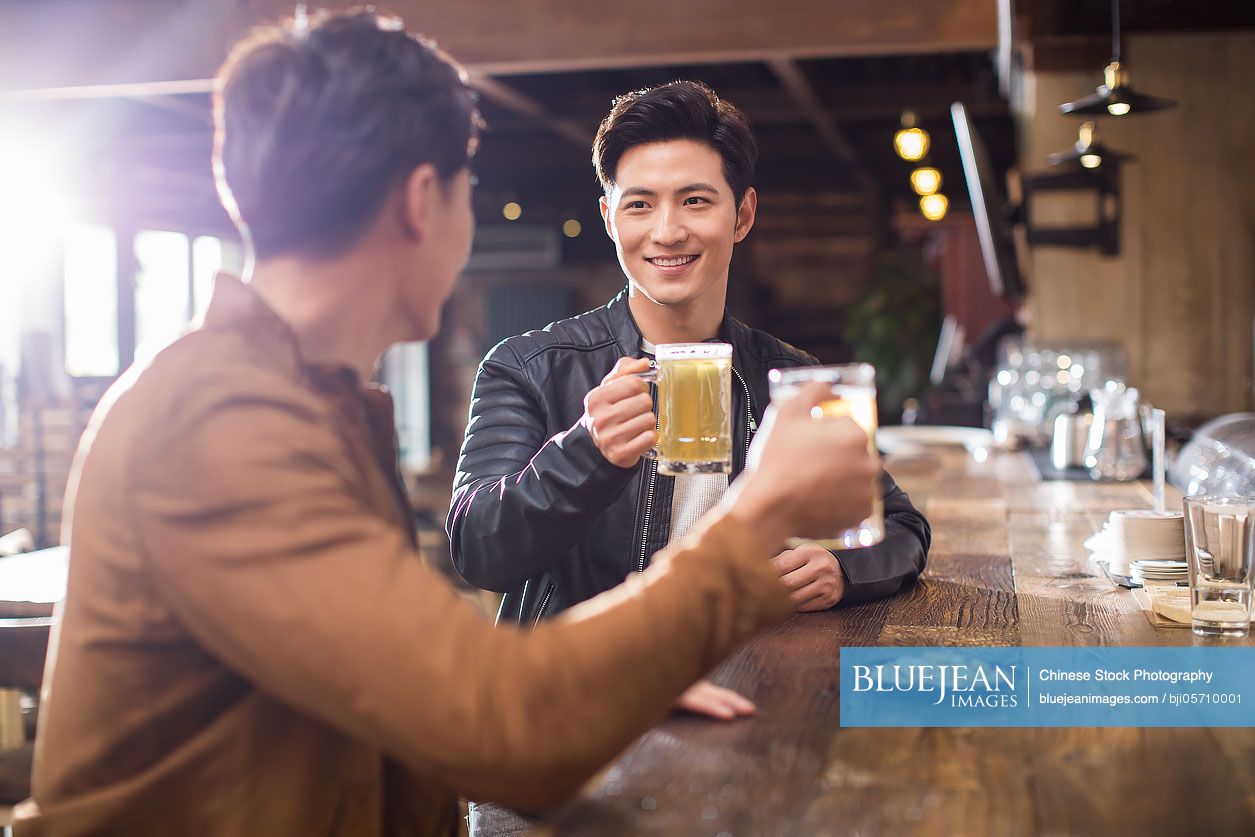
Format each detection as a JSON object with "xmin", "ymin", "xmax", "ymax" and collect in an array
[
  {"xmin": 412, "ymin": 319, "xmax": 439, "ymax": 342},
  {"xmin": 402, "ymin": 310, "xmax": 440, "ymax": 343},
  {"xmin": 632, "ymin": 279, "xmax": 704, "ymax": 308}
]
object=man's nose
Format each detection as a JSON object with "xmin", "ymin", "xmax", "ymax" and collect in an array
[{"xmin": 651, "ymin": 205, "xmax": 688, "ymax": 247}]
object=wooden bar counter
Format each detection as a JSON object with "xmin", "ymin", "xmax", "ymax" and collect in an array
[{"xmin": 548, "ymin": 449, "xmax": 1255, "ymax": 835}]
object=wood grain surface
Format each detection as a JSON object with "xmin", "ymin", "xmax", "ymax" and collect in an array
[{"xmin": 548, "ymin": 449, "xmax": 1255, "ymax": 835}]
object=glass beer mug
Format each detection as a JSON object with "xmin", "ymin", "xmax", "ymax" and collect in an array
[
  {"xmin": 636, "ymin": 343, "xmax": 733, "ymax": 476},
  {"xmin": 768, "ymin": 363, "xmax": 884, "ymax": 550}
]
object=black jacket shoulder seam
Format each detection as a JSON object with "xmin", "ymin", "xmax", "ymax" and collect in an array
[{"xmin": 519, "ymin": 338, "xmax": 619, "ymax": 365}]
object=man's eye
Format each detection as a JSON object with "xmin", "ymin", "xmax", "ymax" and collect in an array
[
  {"xmin": 684, "ymin": 196, "xmax": 709, "ymax": 206},
  {"xmin": 626, "ymin": 201, "xmax": 648, "ymax": 210}
]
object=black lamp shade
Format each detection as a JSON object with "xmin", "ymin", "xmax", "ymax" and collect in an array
[
  {"xmin": 1058, "ymin": 86, "xmax": 1177, "ymax": 116},
  {"xmin": 1047, "ymin": 122, "xmax": 1135, "ymax": 169},
  {"xmin": 1047, "ymin": 140, "xmax": 1135, "ymax": 168},
  {"xmin": 1059, "ymin": 61, "xmax": 1177, "ymax": 117}
]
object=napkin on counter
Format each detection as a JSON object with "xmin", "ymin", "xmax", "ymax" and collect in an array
[
  {"xmin": 1145, "ymin": 586, "xmax": 1255, "ymax": 625},
  {"xmin": 1146, "ymin": 587, "xmax": 1192, "ymax": 624}
]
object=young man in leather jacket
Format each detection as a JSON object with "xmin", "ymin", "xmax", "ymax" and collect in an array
[{"xmin": 447, "ymin": 82, "xmax": 932, "ymax": 719}]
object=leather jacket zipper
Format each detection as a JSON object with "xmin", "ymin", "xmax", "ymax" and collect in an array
[
  {"xmin": 533, "ymin": 582, "xmax": 556, "ymax": 627},
  {"xmin": 732, "ymin": 367, "xmax": 756, "ymax": 461},
  {"xmin": 637, "ymin": 458, "xmax": 657, "ymax": 573},
  {"xmin": 638, "ymin": 379, "xmax": 661, "ymax": 574}
]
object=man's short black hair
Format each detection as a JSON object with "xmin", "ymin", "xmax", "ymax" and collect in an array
[
  {"xmin": 592, "ymin": 80, "xmax": 758, "ymax": 207},
  {"xmin": 213, "ymin": 9, "xmax": 482, "ymax": 259}
]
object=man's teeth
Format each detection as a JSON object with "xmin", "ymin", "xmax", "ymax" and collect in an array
[{"xmin": 650, "ymin": 255, "xmax": 697, "ymax": 267}]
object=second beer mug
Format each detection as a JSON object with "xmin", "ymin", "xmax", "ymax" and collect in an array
[
  {"xmin": 768, "ymin": 363, "xmax": 884, "ymax": 550},
  {"xmin": 637, "ymin": 343, "xmax": 733, "ymax": 476}
]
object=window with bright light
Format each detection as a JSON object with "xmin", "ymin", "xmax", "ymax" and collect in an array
[
  {"xmin": 134, "ymin": 230, "xmax": 191, "ymax": 364},
  {"xmin": 63, "ymin": 223, "xmax": 119, "ymax": 378},
  {"xmin": 192, "ymin": 235, "xmax": 223, "ymax": 319},
  {"xmin": 61, "ymin": 227, "xmax": 233, "ymax": 379},
  {"xmin": 381, "ymin": 342, "xmax": 430, "ymax": 472}
]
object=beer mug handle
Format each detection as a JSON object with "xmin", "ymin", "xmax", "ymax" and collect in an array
[{"xmin": 633, "ymin": 363, "xmax": 659, "ymax": 459}]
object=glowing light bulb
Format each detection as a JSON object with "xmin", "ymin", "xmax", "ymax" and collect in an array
[
  {"xmin": 1080, "ymin": 153, "xmax": 1102, "ymax": 169},
  {"xmin": 1107, "ymin": 102, "xmax": 1131, "ymax": 116},
  {"xmin": 893, "ymin": 127, "xmax": 930, "ymax": 162},
  {"xmin": 562, "ymin": 219, "xmax": 581, "ymax": 238},
  {"xmin": 502, "ymin": 202, "xmax": 522, "ymax": 221},
  {"xmin": 909, "ymin": 167, "xmax": 942, "ymax": 196},
  {"xmin": 919, "ymin": 193, "xmax": 949, "ymax": 221}
]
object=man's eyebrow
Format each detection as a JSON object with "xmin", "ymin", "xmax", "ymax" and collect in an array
[{"xmin": 618, "ymin": 183, "xmax": 720, "ymax": 199}]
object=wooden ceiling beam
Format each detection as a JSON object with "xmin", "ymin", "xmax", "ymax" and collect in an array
[
  {"xmin": 2, "ymin": 79, "xmax": 215, "ymax": 102},
  {"xmin": 466, "ymin": 72, "xmax": 593, "ymax": 149},
  {"xmin": 406, "ymin": 0, "xmax": 997, "ymax": 76},
  {"xmin": 0, "ymin": 0, "xmax": 996, "ymax": 91}
]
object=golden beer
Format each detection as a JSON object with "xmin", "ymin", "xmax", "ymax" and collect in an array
[
  {"xmin": 769, "ymin": 364, "xmax": 884, "ymax": 550},
  {"xmin": 650, "ymin": 343, "xmax": 732, "ymax": 475}
]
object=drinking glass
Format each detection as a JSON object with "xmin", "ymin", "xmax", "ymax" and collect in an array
[
  {"xmin": 1182, "ymin": 495, "xmax": 1254, "ymax": 638},
  {"xmin": 768, "ymin": 364, "xmax": 883, "ymax": 550},
  {"xmin": 637, "ymin": 343, "xmax": 732, "ymax": 476}
]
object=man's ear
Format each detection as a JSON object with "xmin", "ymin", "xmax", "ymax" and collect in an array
[
  {"xmin": 733, "ymin": 186, "xmax": 758, "ymax": 243},
  {"xmin": 599, "ymin": 193, "xmax": 615, "ymax": 241},
  {"xmin": 399, "ymin": 163, "xmax": 440, "ymax": 243}
]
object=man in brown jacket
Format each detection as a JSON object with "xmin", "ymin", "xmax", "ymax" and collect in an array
[{"xmin": 13, "ymin": 10, "xmax": 878, "ymax": 836}]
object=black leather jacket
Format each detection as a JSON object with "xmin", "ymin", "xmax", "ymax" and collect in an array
[{"xmin": 447, "ymin": 289, "xmax": 930, "ymax": 625}]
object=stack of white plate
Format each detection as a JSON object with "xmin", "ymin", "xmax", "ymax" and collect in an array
[
  {"xmin": 1130, "ymin": 559, "xmax": 1189, "ymax": 586},
  {"xmin": 1107, "ymin": 509, "xmax": 1186, "ymax": 574}
]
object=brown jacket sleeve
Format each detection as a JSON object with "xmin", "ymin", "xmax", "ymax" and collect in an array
[{"xmin": 129, "ymin": 388, "xmax": 790, "ymax": 811}]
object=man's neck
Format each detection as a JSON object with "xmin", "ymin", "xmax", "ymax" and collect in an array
[
  {"xmin": 247, "ymin": 253, "xmax": 398, "ymax": 383},
  {"xmin": 627, "ymin": 285, "xmax": 727, "ymax": 346}
]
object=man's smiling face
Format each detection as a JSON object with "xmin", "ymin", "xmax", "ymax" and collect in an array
[{"xmin": 600, "ymin": 139, "xmax": 755, "ymax": 311}]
